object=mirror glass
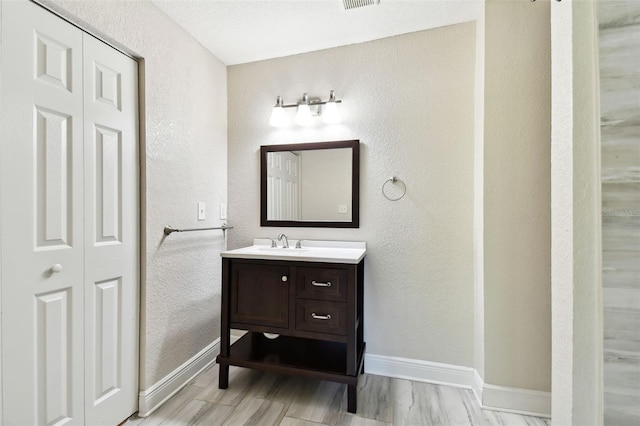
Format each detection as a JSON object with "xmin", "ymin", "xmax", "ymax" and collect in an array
[{"xmin": 261, "ymin": 140, "xmax": 359, "ymax": 228}]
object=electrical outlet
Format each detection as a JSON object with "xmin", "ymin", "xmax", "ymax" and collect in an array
[
  {"xmin": 220, "ymin": 203, "xmax": 227, "ymax": 220},
  {"xmin": 198, "ymin": 202, "xmax": 206, "ymax": 220},
  {"xmin": 338, "ymin": 204, "xmax": 348, "ymax": 214}
]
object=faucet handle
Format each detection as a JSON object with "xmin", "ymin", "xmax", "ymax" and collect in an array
[
  {"xmin": 295, "ymin": 239, "xmax": 304, "ymax": 249},
  {"xmin": 267, "ymin": 237, "xmax": 277, "ymax": 248}
]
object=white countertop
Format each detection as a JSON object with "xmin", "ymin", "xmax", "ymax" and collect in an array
[{"xmin": 221, "ymin": 239, "xmax": 366, "ymax": 264}]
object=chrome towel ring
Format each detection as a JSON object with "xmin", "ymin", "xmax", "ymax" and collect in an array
[{"xmin": 382, "ymin": 176, "xmax": 406, "ymax": 201}]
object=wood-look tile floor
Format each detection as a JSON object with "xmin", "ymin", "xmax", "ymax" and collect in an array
[{"xmin": 126, "ymin": 365, "xmax": 551, "ymax": 426}]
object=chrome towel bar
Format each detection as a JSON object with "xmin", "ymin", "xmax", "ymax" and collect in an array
[{"xmin": 164, "ymin": 224, "xmax": 233, "ymax": 236}]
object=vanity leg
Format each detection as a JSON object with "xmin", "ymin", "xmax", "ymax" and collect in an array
[
  {"xmin": 347, "ymin": 384, "xmax": 357, "ymax": 413},
  {"xmin": 218, "ymin": 364, "xmax": 229, "ymax": 389},
  {"xmin": 219, "ymin": 258, "xmax": 230, "ymax": 390}
]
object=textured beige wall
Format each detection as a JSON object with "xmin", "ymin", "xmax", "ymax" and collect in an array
[
  {"xmin": 40, "ymin": 0, "xmax": 228, "ymax": 389},
  {"xmin": 552, "ymin": 0, "xmax": 603, "ymax": 423},
  {"xmin": 228, "ymin": 24, "xmax": 476, "ymax": 366},
  {"xmin": 484, "ymin": 0, "xmax": 551, "ymax": 392}
]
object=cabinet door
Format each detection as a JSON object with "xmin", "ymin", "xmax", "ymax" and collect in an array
[{"xmin": 230, "ymin": 263, "xmax": 290, "ymax": 328}]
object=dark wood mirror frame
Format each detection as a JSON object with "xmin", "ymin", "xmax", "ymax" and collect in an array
[{"xmin": 260, "ymin": 140, "xmax": 360, "ymax": 228}]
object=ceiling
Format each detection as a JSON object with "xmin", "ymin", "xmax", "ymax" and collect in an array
[{"xmin": 151, "ymin": 0, "xmax": 483, "ymax": 65}]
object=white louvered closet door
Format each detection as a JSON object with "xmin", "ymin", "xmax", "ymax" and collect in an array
[{"xmin": 0, "ymin": 1, "xmax": 139, "ymax": 425}]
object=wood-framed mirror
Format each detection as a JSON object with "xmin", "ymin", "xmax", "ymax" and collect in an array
[{"xmin": 260, "ymin": 140, "xmax": 360, "ymax": 228}]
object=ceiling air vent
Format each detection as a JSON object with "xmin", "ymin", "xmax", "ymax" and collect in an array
[{"xmin": 343, "ymin": 0, "xmax": 380, "ymax": 10}]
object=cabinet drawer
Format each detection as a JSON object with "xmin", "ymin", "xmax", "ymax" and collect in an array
[
  {"xmin": 296, "ymin": 267, "xmax": 347, "ymax": 301},
  {"xmin": 296, "ymin": 300, "xmax": 347, "ymax": 335}
]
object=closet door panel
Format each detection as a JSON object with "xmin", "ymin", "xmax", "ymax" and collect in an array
[
  {"xmin": 1, "ymin": 1, "xmax": 84, "ymax": 424},
  {"xmin": 83, "ymin": 33, "xmax": 139, "ymax": 426}
]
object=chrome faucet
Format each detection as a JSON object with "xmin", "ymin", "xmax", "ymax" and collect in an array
[{"xmin": 278, "ymin": 233, "xmax": 289, "ymax": 248}]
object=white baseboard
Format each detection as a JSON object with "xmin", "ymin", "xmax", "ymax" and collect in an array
[
  {"xmin": 364, "ymin": 353, "xmax": 475, "ymax": 388},
  {"xmin": 137, "ymin": 339, "xmax": 220, "ymax": 417},
  {"xmin": 472, "ymin": 369, "xmax": 484, "ymax": 402},
  {"xmin": 481, "ymin": 383, "xmax": 551, "ymax": 418},
  {"xmin": 364, "ymin": 353, "xmax": 550, "ymax": 418},
  {"xmin": 136, "ymin": 343, "xmax": 550, "ymax": 420}
]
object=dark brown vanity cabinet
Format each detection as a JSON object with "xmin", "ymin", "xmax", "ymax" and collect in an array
[{"xmin": 217, "ymin": 257, "xmax": 365, "ymax": 413}]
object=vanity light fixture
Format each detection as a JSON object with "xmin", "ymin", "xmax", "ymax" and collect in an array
[
  {"xmin": 322, "ymin": 90, "xmax": 340, "ymax": 124},
  {"xmin": 295, "ymin": 93, "xmax": 312, "ymax": 126},
  {"xmin": 269, "ymin": 91, "xmax": 342, "ymax": 127},
  {"xmin": 269, "ymin": 95, "xmax": 287, "ymax": 127}
]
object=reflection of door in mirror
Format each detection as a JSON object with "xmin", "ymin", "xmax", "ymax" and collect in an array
[{"xmin": 267, "ymin": 151, "xmax": 300, "ymax": 220}]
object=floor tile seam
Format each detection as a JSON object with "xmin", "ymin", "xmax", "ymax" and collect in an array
[
  {"xmin": 283, "ymin": 405, "xmax": 339, "ymax": 426},
  {"xmin": 213, "ymin": 404, "xmax": 236, "ymax": 425},
  {"xmin": 273, "ymin": 400, "xmax": 292, "ymax": 426},
  {"xmin": 192, "ymin": 396, "xmax": 242, "ymax": 414},
  {"xmin": 243, "ymin": 395, "xmax": 293, "ymax": 406},
  {"xmin": 224, "ymin": 396, "xmax": 289, "ymax": 426},
  {"xmin": 195, "ymin": 392, "xmax": 250, "ymax": 408},
  {"xmin": 193, "ymin": 394, "xmax": 239, "ymax": 407},
  {"xmin": 189, "ymin": 399, "xmax": 232, "ymax": 425},
  {"xmin": 278, "ymin": 417, "xmax": 331, "ymax": 426},
  {"xmin": 188, "ymin": 383, "xmax": 208, "ymax": 392},
  {"xmin": 353, "ymin": 411, "xmax": 394, "ymax": 423}
]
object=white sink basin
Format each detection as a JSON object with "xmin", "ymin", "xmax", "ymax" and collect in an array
[{"xmin": 221, "ymin": 239, "xmax": 366, "ymax": 264}]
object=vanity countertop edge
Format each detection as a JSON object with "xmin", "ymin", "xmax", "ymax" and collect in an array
[{"xmin": 221, "ymin": 239, "xmax": 366, "ymax": 264}]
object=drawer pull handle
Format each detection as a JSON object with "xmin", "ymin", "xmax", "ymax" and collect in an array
[
  {"xmin": 311, "ymin": 280, "xmax": 332, "ymax": 287},
  {"xmin": 311, "ymin": 312, "xmax": 332, "ymax": 320}
]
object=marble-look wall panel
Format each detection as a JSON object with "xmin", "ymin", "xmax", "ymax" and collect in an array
[{"xmin": 599, "ymin": 1, "xmax": 640, "ymax": 424}]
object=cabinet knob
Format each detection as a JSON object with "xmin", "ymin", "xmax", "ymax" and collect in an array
[
  {"xmin": 51, "ymin": 264, "xmax": 63, "ymax": 273},
  {"xmin": 281, "ymin": 275, "xmax": 288, "ymax": 282}
]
